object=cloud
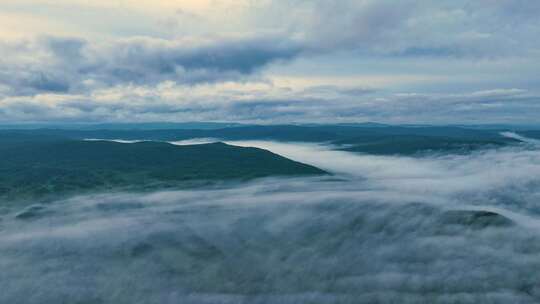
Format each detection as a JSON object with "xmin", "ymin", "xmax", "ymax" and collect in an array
[
  {"xmin": 0, "ymin": 0, "xmax": 539, "ymax": 123},
  {"xmin": 4, "ymin": 0, "xmax": 540, "ymax": 61},
  {"xmin": 0, "ymin": 35, "xmax": 302, "ymax": 96},
  {"xmin": 0, "ymin": 84, "xmax": 537, "ymax": 124},
  {"xmin": 246, "ymin": 0, "xmax": 540, "ymax": 58},
  {"xmin": 1, "ymin": 142, "xmax": 540, "ymax": 303}
]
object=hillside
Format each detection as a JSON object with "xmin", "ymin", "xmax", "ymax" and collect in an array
[
  {"xmin": 0, "ymin": 124, "xmax": 522, "ymax": 156},
  {"xmin": 0, "ymin": 139, "xmax": 325, "ymax": 201},
  {"xmin": 334, "ymin": 134, "xmax": 514, "ymax": 155}
]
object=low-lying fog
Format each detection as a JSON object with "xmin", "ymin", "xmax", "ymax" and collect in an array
[{"xmin": 2, "ymin": 137, "xmax": 540, "ymax": 303}]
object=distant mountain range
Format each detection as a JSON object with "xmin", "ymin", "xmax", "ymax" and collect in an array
[
  {"xmin": 2, "ymin": 121, "xmax": 540, "ymax": 131},
  {"xmin": 0, "ymin": 123, "xmax": 531, "ymax": 156},
  {"xmin": 0, "ymin": 122, "xmax": 245, "ymax": 130},
  {"xmin": 2, "ymin": 122, "xmax": 538, "ymax": 201}
]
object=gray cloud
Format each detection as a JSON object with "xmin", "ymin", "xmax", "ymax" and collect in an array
[
  {"xmin": 246, "ymin": 0, "xmax": 540, "ymax": 58},
  {"xmin": 0, "ymin": 35, "xmax": 302, "ymax": 96},
  {"xmin": 0, "ymin": 0, "xmax": 539, "ymax": 123},
  {"xmin": 0, "ymin": 86, "xmax": 537, "ymax": 124},
  {"xmin": 2, "ymin": 0, "xmax": 539, "ymax": 97}
]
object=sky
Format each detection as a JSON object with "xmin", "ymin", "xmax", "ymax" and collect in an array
[{"xmin": 0, "ymin": 0, "xmax": 539, "ymax": 124}]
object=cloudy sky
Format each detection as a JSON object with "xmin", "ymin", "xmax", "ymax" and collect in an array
[{"xmin": 0, "ymin": 0, "xmax": 539, "ymax": 124}]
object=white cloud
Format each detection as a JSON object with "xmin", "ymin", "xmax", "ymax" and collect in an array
[
  {"xmin": 1, "ymin": 142, "xmax": 540, "ymax": 302},
  {"xmin": 0, "ymin": 0, "xmax": 540, "ymax": 123}
]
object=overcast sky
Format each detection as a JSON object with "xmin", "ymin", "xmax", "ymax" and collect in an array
[{"xmin": 0, "ymin": 0, "xmax": 539, "ymax": 124}]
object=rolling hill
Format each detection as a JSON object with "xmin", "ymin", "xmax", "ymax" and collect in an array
[
  {"xmin": 0, "ymin": 138, "xmax": 326, "ymax": 201},
  {"xmin": 0, "ymin": 124, "xmax": 522, "ymax": 155}
]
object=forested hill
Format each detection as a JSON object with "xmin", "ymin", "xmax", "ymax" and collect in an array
[
  {"xmin": 0, "ymin": 138, "xmax": 325, "ymax": 201},
  {"xmin": 0, "ymin": 124, "xmax": 523, "ymax": 156}
]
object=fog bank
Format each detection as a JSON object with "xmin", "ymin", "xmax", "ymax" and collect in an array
[{"xmin": 2, "ymin": 140, "xmax": 540, "ymax": 303}]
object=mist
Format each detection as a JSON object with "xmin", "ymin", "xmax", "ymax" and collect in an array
[{"xmin": 2, "ymin": 140, "xmax": 540, "ymax": 303}]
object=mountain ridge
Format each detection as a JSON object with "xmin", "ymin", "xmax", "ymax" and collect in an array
[{"xmin": 0, "ymin": 139, "xmax": 326, "ymax": 202}]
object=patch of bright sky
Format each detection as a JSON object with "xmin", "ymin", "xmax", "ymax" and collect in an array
[{"xmin": 0, "ymin": 0, "xmax": 252, "ymax": 39}]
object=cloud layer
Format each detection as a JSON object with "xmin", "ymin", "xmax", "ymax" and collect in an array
[
  {"xmin": 1, "ymin": 84, "xmax": 537, "ymax": 124},
  {"xmin": 0, "ymin": 0, "xmax": 539, "ymax": 123},
  {"xmin": 1, "ymin": 142, "xmax": 540, "ymax": 303},
  {"xmin": 0, "ymin": 35, "xmax": 301, "ymax": 96}
]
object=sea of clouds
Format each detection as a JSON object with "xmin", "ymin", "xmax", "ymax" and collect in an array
[{"xmin": 1, "ymin": 138, "xmax": 540, "ymax": 303}]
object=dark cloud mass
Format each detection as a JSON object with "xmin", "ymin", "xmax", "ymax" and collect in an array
[{"xmin": 0, "ymin": 35, "xmax": 302, "ymax": 96}]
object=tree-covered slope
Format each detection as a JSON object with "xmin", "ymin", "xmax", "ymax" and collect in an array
[
  {"xmin": 0, "ymin": 139, "xmax": 325, "ymax": 201},
  {"xmin": 0, "ymin": 123, "xmax": 524, "ymax": 157},
  {"xmin": 334, "ymin": 134, "xmax": 515, "ymax": 155}
]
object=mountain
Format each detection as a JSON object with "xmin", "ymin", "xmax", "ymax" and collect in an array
[
  {"xmin": 0, "ymin": 138, "xmax": 325, "ymax": 201},
  {"xmin": 0, "ymin": 122, "xmax": 245, "ymax": 130},
  {"xmin": 0, "ymin": 124, "xmax": 523, "ymax": 155},
  {"xmin": 334, "ymin": 134, "xmax": 515, "ymax": 155},
  {"xmin": 521, "ymin": 130, "xmax": 540, "ymax": 140}
]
